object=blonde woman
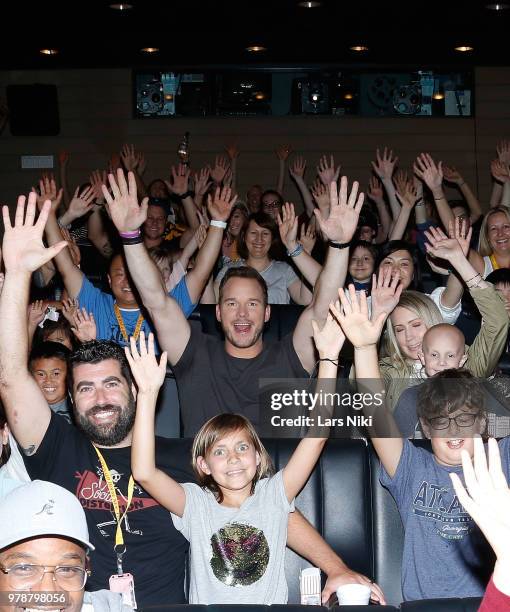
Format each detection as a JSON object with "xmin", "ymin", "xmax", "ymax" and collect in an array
[{"xmin": 470, "ymin": 206, "xmax": 510, "ymax": 277}]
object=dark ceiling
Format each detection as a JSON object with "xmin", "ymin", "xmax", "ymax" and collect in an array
[{"xmin": 2, "ymin": 0, "xmax": 509, "ymax": 70}]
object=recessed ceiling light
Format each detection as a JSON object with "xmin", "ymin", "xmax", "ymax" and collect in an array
[
  {"xmin": 141, "ymin": 47, "xmax": 159, "ymax": 54},
  {"xmin": 433, "ymin": 92, "xmax": 445, "ymax": 100},
  {"xmin": 246, "ymin": 45, "xmax": 267, "ymax": 52},
  {"xmin": 486, "ymin": 3, "xmax": 510, "ymax": 9},
  {"xmin": 350, "ymin": 45, "xmax": 369, "ymax": 52},
  {"xmin": 40, "ymin": 49, "xmax": 58, "ymax": 56},
  {"xmin": 109, "ymin": 3, "xmax": 133, "ymax": 10},
  {"xmin": 454, "ymin": 45, "xmax": 474, "ymax": 52},
  {"xmin": 298, "ymin": 1, "xmax": 322, "ymax": 7}
]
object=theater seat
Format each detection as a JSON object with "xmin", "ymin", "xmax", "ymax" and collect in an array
[{"xmin": 400, "ymin": 598, "xmax": 482, "ymax": 611}]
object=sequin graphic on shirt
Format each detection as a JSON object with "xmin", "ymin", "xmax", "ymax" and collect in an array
[{"xmin": 210, "ymin": 522, "xmax": 269, "ymax": 586}]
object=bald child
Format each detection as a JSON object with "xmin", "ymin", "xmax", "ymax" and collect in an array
[{"xmin": 418, "ymin": 324, "xmax": 467, "ymax": 377}]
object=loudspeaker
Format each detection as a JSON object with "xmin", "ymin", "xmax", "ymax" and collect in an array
[{"xmin": 6, "ymin": 84, "xmax": 60, "ymax": 136}]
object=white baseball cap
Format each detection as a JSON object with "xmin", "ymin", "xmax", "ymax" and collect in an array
[{"xmin": 0, "ymin": 480, "xmax": 95, "ymax": 552}]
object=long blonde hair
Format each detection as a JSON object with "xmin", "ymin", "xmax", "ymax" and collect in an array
[
  {"xmin": 478, "ymin": 206, "xmax": 510, "ymax": 257},
  {"xmin": 385, "ymin": 291, "xmax": 443, "ymax": 372},
  {"xmin": 191, "ymin": 413, "xmax": 274, "ymax": 503}
]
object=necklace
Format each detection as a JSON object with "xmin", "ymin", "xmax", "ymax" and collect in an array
[{"xmin": 113, "ymin": 303, "xmax": 144, "ymax": 342}]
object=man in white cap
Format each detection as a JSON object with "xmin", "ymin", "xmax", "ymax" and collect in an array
[{"xmin": 0, "ymin": 480, "xmax": 130, "ymax": 612}]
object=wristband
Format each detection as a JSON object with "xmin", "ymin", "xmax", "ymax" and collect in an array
[
  {"xmin": 119, "ymin": 230, "xmax": 141, "ymax": 239},
  {"xmin": 287, "ymin": 244, "xmax": 304, "ymax": 258},
  {"xmin": 329, "ymin": 240, "xmax": 351, "ymax": 250},
  {"xmin": 210, "ymin": 220, "xmax": 227, "ymax": 229},
  {"xmin": 174, "ymin": 190, "xmax": 193, "ymax": 200},
  {"xmin": 121, "ymin": 235, "xmax": 144, "ymax": 246}
]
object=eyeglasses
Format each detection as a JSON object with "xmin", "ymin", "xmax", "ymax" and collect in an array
[
  {"xmin": 427, "ymin": 413, "xmax": 478, "ymax": 430},
  {"xmin": 262, "ymin": 200, "xmax": 281, "ymax": 209},
  {"xmin": 0, "ymin": 564, "xmax": 89, "ymax": 591}
]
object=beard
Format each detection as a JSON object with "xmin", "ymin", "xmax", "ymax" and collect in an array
[
  {"xmin": 223, "ymin": 321, "xmax": 264, "ymax": 349},
  {"xmin": 74, "ymin": 398, "xmax": 136, "ymax": 446}
]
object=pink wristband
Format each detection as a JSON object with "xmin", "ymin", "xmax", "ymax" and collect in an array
[{"xmin": 119, "ymin": 230, "xmax": 141, "ymax": 239}]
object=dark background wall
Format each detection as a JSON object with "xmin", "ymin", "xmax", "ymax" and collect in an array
[{"xmin": 0, "ymin": 66, "xmax": 508, "ymax": 210}]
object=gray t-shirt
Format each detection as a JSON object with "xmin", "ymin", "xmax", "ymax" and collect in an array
[
  {"xmin": 380, "ymin": 440, "xmax": 492, "ymax": 601},
  {"xmin": 216, "ymin": 260, "xmax": 298, "ymax": 304},
  {"xmin": 171, "ymin": 470, "xmax": 294, "ymax": 604}
]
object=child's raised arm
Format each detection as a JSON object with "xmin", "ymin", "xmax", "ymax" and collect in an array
[
  {"xmin": 282, "ymin": 307, "xmax": 344, "ymax": 502},
  {"xmin": 127, "ymin": 331, "xmax": 186, "ymax": 517},
  {"xmin": 337, "ymin": 285, "xmax": 403, "ymax": 478}
]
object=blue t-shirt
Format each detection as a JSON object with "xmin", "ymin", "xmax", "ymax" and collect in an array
[
  {"xmin": 498, "ymin": 436, "xmax": 510, "ymax": 481},
  {"xmin": 77, "ymin": 275, "xmax": 195, "ymax": 348},
  {"xmin": 380, "ymin": 440, "xmax": 492, "ymax": 601}
]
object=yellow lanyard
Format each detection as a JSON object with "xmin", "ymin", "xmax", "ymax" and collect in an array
[
  {"xmin": 114, "ymin": 304, "xmax": 144, "ymax": 343},
  {"xmin": 93, "ymin": 446, "xmax": 135, "ymax": 549},
  {"xmin": 490, "ymin": 254, "xmax": 501, "ymax": 271}
]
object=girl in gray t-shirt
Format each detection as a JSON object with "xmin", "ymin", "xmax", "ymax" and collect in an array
[{"xmin": 129, "ymin": 317, "xmax": 344, "ymax": 604}]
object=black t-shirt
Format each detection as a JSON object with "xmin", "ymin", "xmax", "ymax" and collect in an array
[
  {"xmin": 172, "ymin": 326, "xmax": 309, "ymax": 436},
  {"xmin": 23, "ymin": 413, "xmax": 194, "ymax": 607}
]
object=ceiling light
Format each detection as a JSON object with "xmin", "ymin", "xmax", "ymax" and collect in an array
[
  {"xmin": 109, "ymin": 3, "xmax": 133, "ymax": 10},
  {"xmin": 141, "ymin": 47, "xmax": 159, "ymax": 53},
  {"xmin": 298, "ymin": 1, "xmax": 322, "ymax": 7},
  {"xmin": 246, "ymin": 45, "xmax": 267, "ymax": 53},
  {"xmin": 486, "ymin": 3, "xmax": 510, "ymax": 9},
  {"xmin": 433, "ymin": 92, "xmax": 445, "ymax": 100},
  {"xmin": 454, "ymin": 45, "xmax": 474, "ymax": 52},
  {"xmin": 343, "ymin": 93, "xmax": 354, "ymax": 100},
  {"xmin": 40, "ymin": 49, "xmax": 58, "ymax": 56},
  {"xmin": 350, "ymin": 45, "xmax": 369, "ymax": 52}
]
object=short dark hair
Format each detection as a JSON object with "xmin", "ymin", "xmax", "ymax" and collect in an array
[
  {"xmin": 486, "ymin": 268, "xmax": 510, "ymax": 286},
  {"xmin": 417, "ymin": 369, "xmax": 486, "ymax": 421},
  {"xmin": 218, "ymin": 266, "xmax": 268, "ymax": 307},
  {"xmin": 449, "ymin": 199, "xmax": 470, "ymax": 216},
  {"xmin": 238, "ymin": 212, "xmax": 281, "ymax": 260},
  {"xmin": 29, "ymin": 341, "xmax": 71, "ymax": 369},
  {"xmin": 376, "ymin": 240, "xmax": 422, "ymax": 290},
  {"xmin": 67, "ymin": 341, "xmax": 132, "ymax": 395},
  {"xmin": 350, "ymin": 240, "xmax": 379, "ymax": 261},
  {"xmin": 35, "ymin": 317, "xmax": 74, "ymax": 349}
]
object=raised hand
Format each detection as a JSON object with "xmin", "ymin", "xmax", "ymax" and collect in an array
[
  {"xmin": 67, "ymin": 185, "xmax": 96, "ymax": 221},
  {"xmin": 491, "ymin": 159, "xmax": 510, "ymax": 184},
  {"xmin": 194, "ymin": 223, "xmax": 208, "ymax": 249},
  {"xmin": 366, "ymin": 176, "xmax": 384, "ymax": 202},
  {"xmin": 317, "ymin": 154, "xmax": 341, "ymax": 186},
  {"xmin": 371, "ymin": 147, "xmax": 398, "ymax": 182},
  {"xmin": 32, "ymin": 175, "xmax": 63, "ymax": 214},
  {"xmin": 2, "ymin": 194, "xmax": 68, "ymax": 273},
  {"xmin": 289, "ymin": 155, "xmax": 306, "ymax": 180},
  {"xmin": 442, "ymin": 164, "xmax": 464, "ymax": 185},
  {"xmin": 275, "ymin": 144, "xmax": 292, "ymax": 161},
  {"xmin": 224, "ymin": 143, "xmax": 240, "ymax": 160},
  {"xmin": 314, "ymin": 176, "xmax": 364, "ymax": 243},
  {"xmin": 210, "ymin": 155, "xmax": 230, "ymax": 184},
  {"xmin": 89, "ymin": 170, "xmax": 108, "ymax": 203},
  {"xmin": 166, "ymin": 163, "xmax": 190, "ymax": 197},
  {"xmin": 395, "ymin": 181, "xmax": 419, "ymax": 210},
  {"xmin": 497, "ymin": 139, "xmax": 510, "ymax": 165},
  {"xmin": 311, "ymin": 307, "xmax": 345, "ymax": 359},
  {"xmin": 450, "ymin": 216, "xmax": 471, "ymax": 257},
  {"xmin": 276, "ymin": 202, "xmax": 298, "ymax": 251},
  {"xmin": 194, "ymin": 167, "xmax": 212, "ymax": 198},
  {"xmin": 311, "ymin": 179, "xmax": 330, "ymax": 210},
  {"xmin": 370, "ymin": 267, "xmax": 404, "ymax": 320},
  {"xmin": 450, "ymin": 437, "xmax": 510, "ymax": 564},
  {"xmin": 207, "ymin": 185, "xmax": 237, "ymax": 222},
  {"xmin": 70, "ymin": 307, "xmax": 97, "ymax": 343},
  {"xmin": 124, "ymin": 331, "xmax": 167, "ymax": 394},
  {"xmin": 121, "ymin": 144, "xmax": 140, "ymax": 172},
  {"xmin": 332, "ymin": 285, "xmax": 387, "ymax": 349},
  {"xmin": 102, "ymin": 169, "xmax": 148, "ymax": 233},
  {"xmin": 424, "ymin": 224, "xmax": 468, "ymax": 263},
  {"xmin": 137, "ymin": 151, "xmax": 146, "ymax": 176},
  {"xmin": 393, "ymin": 168, "xmax": 409, "ymax": 197},
  {"xmin": 59, "ymin": 226, "xmax": 81, "ymax": 267},
  {"xmin": 61, "ymin": 297, "xmax": 79, "ymax": 325},
  {"xmin": 28, "ymin": 299, "xmax": 47, "ymax": 329},
  {"xmin": 299, "ymin": 218, "xmax": 317, "ymax": 255},
  {"xmin": 413, "ymin": 153, "xmax": 443, "ymax": 192}
]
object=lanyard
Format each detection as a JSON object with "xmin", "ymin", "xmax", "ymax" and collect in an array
[
  {"xmin": 113, "ymin": 304, "xmax": 144, "ymax": 343},
  {"xmin": 490, "ymin": 253, "xmax": 502, "ymax": 271},
  {"xmin": 94, "ymin": 446, "xmax": 135, "ymax": 574}
]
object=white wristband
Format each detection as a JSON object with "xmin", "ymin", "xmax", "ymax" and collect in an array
[{"xmin": 210, "ymin": 220, "xmax": 227, "ymax": 229}]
